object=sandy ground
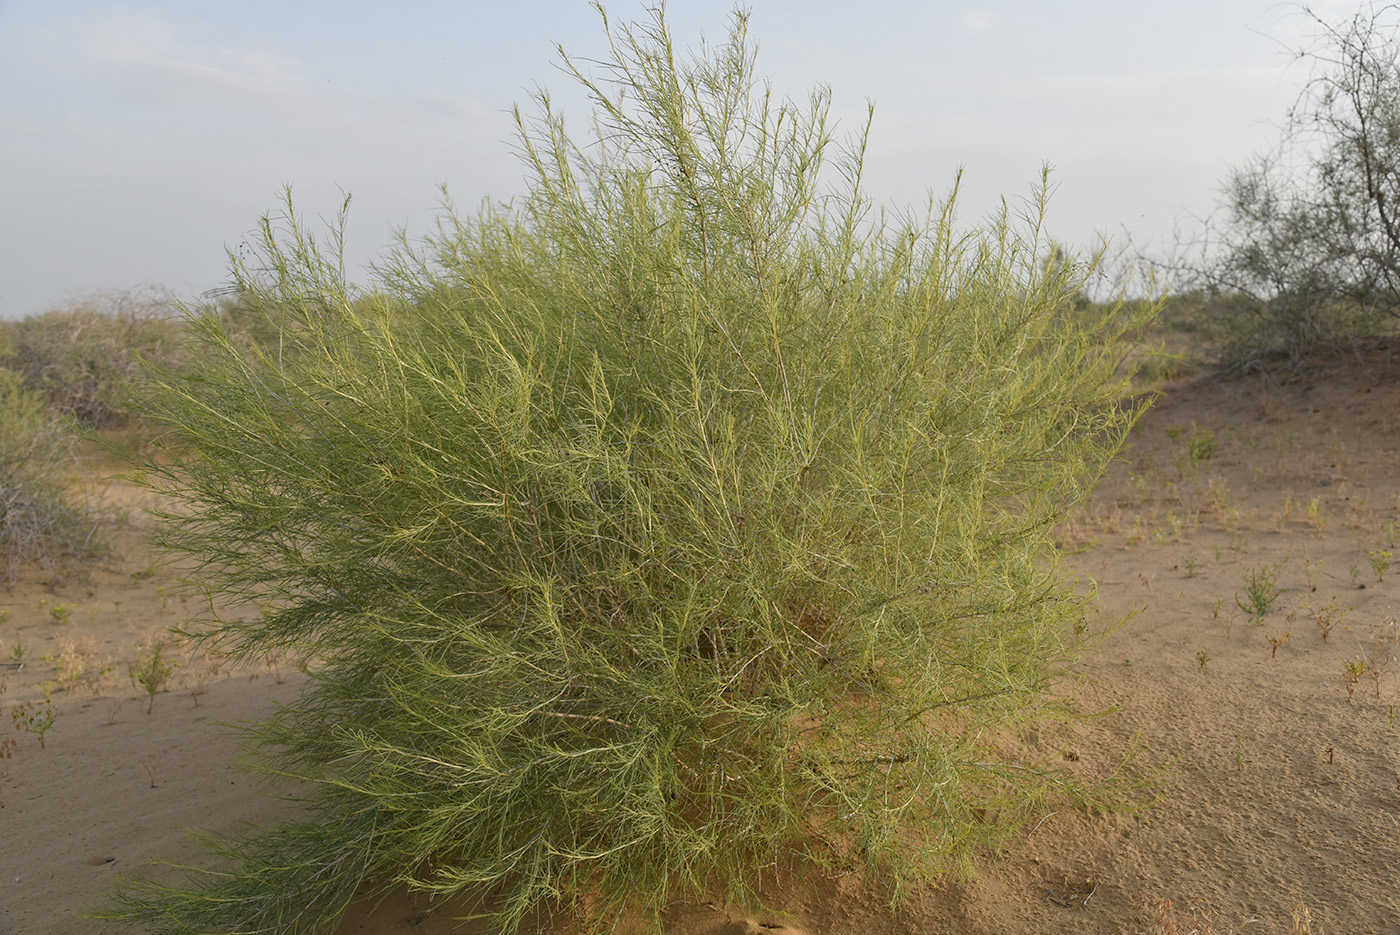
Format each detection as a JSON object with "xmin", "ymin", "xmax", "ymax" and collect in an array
[{"xmin": 3, "ymin": 342, "xmax": 1399, "ymax": 934}]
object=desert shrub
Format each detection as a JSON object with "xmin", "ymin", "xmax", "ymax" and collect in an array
[
  {"xmin": 0, "ymin": 369, "xmax": 100, "ymax": 586},
  {"xmin": 0, "ymin": 287, "xmax": 183, "ymax": 428},
  {"xmin": 1173, "ymin": 5, "xmax": 1400, "ymax": 365},
  {"xmin": 102, "ymin": 8, "xmax": 1154, "ymax": 934}
]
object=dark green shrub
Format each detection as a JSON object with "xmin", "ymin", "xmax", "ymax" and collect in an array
[
  {"xmin": 0, "ymin": 288, "xmax": 183, "ymax": 428},
  {"xmin": 102, "ymin": 8, "xmax": 1154, "ymax": 933}
]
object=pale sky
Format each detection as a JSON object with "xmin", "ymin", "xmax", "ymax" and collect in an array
[{"xmin": 0, "ymin": 1, "xmax": 1359, "ymax": 318}]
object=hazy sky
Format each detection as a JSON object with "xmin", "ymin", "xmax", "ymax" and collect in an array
[{"xmin": 0, "ymin": 1, "xmax": 1360, "ymax": 318}]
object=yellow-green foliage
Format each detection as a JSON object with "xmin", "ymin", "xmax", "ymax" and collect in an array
[{"xmin": 102, "ymin": 8, "xmax": 1156, "ymax": 934}]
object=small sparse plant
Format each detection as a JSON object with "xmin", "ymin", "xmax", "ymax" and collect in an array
[
  {"xmin": 1365, "ymin": 616, "xmax": 1397, "ymax": 698},
  {"xmin": 129, "ymin": 640, "xmax": 178, "ymax": 714},
  {"xmin": 1183, "ymin": 553, "xmax": 1199, "ymax": 578},
  {"xmin": 7, "ymin": 642, "xmax": 28, "ymax": 664},
  {"xmin": 1212, "ymin": 596, "xmax": 1225, "ymax": 619},
  {"xmin": 1349, "ymin": 563, "xmax": 1361, "ymax": 585},
  {"xmin": 11, "ymin": 699, "xmax": 56, "ymax": 748},
  {"xmin": 1369, "ymin": 549, "xmax": 1392, "ymax": 582},
  {"xmin": 1344, "ymin": 657, "xmax": 1368, "ymax": 701},
  {"xmin": 48, "ymin": 602, "xmax": 75, "ymax": 625},
  {"xmin": 1205, "ymin": 477, "xmax": 1232, "ymax": 518},
  {"xmin": 1302, "ymin": 556, "xmax": 1319, "ymax": 592},
  {"xmin": 1196, "ymin": 649, "xmax": 1210, "ymax": 670},
  {"xmin": 1236, "ymin": 565, "xmax": 1282, "ymax": 621},
  {"xmin": 1266, "ymin": 631, "xmax": 1291, "ymax": 659},
  {"xmin": 1306, "ymin": 496, "xmax": 1328, "ymax": 534},
  {"xmin": 1383, "ymin": 520, "xmax": 1399, "ymax": 550},
  {"xmin": 1306, "ymin": 596, "xmax": 1350, "ymax": 642}
]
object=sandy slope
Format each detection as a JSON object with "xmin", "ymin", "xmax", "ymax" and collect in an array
[{"xmin": 2, "ymin": 342, "xmax": 1398, "ymax": 934}]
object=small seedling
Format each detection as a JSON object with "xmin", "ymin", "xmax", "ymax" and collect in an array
[
  {"xmin": 1266, "ymin": 631, "xmax": 1291, "ymax": 659},
  {"xmin": 1344, "ymin": 658, "xmax": 1368, "ymax": 701},
  {"xmin": 1236, "ymin": 565, "xmax": 1282, "ymax": 621},
  {"xmin": 11, "ymin": 700, "xmax": 56, "ymax": 748},
  {"xmin": 1306, "ymin": 596, "xmax": 1350, "ymax": 642},
  {"xmin": 1183, "ymin": 553, "xmax": 1200, "ymax": 579},
  {"xmin": 1212, "ymin": 596, "xmax": 1224, "ymax": 620},
  {"xmin": 1369, "ymin": 549, "xmax": 1392, "ymax": 582},
  {"xmin": 1365, "ymin": 617, "xmax": 1397, "ymax": 698},
  {"xmin": 1350, "ymin": 563, "xmax": 1361, "ymax": 585},
  {"xmin": 1302, "ymin": 556, "xmax": 1319, "ymax": 592},
  {"xmin": 1383, "ymin": 520, "xmax": 1399, "ymax": 550},
  {"xmin": 1306, "ymin": 496, "xmax": 1328, "ymax": 534},
  {"xmin": 7, "ymin": 642, "xmax": 27, "ymax": 664},
  {"xmin": 48, "ymin": 602, "xmax": 75, "ymax": 625},
  {"xmin": 1196, "ymin": 649, "xmax": 1210, "ymax": 670},
  {"xmin": 130, "ymin": 641, "xmax": 179, "ymax": 714}
]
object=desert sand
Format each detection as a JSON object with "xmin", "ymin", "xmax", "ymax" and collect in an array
[{"xmin": 3, "ymin": 343, "xmax": 1398, "ymax": 935}]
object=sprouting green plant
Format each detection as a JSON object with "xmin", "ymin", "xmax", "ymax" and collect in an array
[
  {"xmin": 1369, "ymin": 549, "xmax": 1392, "ymax": 582},
  {"xmin": 48, "ymin": 602, "xmax": 75, "ymax": 624},
  {"xmin": 1306, "ymin": 596, "xmax": 1350, "ymax": 642},
  {"xmin": 1306, "ymin": 496, "xmax": 1328, "ymax": 534},
  {"xmin": 1383, "ymin": 520, "xmax": 1399, "ymax": 550},
  {"xmin": 7, "ymin": 641, "xmax": 27, "ymax": 664},
  {"xmin": 1350, "ymin": 563, "xmax": 1361, "ymax": 585},
  {"xmin": 1187, "ymin": 423, "xmax": 1216, "ymax": 463},
  {"xmin": 1302, "ymin": 556, "xmax": 1319, "ymax": 592},
  {"xmin": 91, "ymin": 8, "xmax": 1161, "ymax": 932},
  {"xmin": 1196, "ymin": 649, "xmax": 1210, "ymax": 670},
  {"xmin": 1266, "ymin": 631, "xmax": 1291, "ymax": 659},
  {"xmin": 1344, "ymin": 658, "xmax": 1368, "ymax": 701},
  {"xmin": 0, "ymin": 610, "xmax": 9, "ymax": 624},
  {"xmin": 1212, "ymin": 596, "xmax": 1225, "ymax": 619},
  {"xmin": 11, "ymin": 699, "xmax": 56, "ymax": 748},
  {"xmin": 1236, "ymin": 565, "xmax": 1282, "ymax": 621},
  {"xmin": 129, "ymin": 641, "xmax": 178, "ymax": 714},
  {"xmin": 1183, "ymin": 553, "xmax": 1199, "ymax": 578}
]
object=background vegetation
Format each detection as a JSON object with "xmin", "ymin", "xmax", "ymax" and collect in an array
[{"xmin": 1163, "ymin": 3, "xmax": 1400, "ymax": 367}]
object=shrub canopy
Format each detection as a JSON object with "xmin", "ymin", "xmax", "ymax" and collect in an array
[{"xmin": 106, "ymin": 7, "xmax": 1154, "ymax": 933}]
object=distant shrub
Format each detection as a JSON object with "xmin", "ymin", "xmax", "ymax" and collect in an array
[
  {"xmin": 0, "ymin": 369, "xmax": 100, "ymax": 586},
  {"xmin": 1169, "ymin": 6, "xmax": 1400, "ymax": 366},
  {"xmin": 102, "ymin": 8, "xmax": 1154, "ymax": 934},
  {"xmin": 0, "ymin": 288, "xmax": 183, "ymax": 428}
]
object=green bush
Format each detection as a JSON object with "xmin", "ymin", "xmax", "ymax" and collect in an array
[
  {"xmin": 102, "ymin": 8, "xmax": 1154, "ymax": 933},
  {"xmin": 0, "ymin": 288, "xmax": 183, "ymax": 428},
  {"xmin": 0, "ymin": 369, "xmax": 100, "ymax": 586}
]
